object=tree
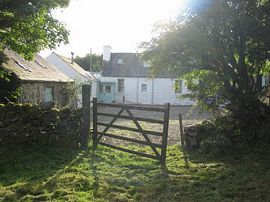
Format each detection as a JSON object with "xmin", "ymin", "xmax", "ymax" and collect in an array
[
  {"xmin": 0, "ymin": 0, "xmax": 70, "ymax": 103},
  {"xmin": 142, "ymin": 0, "xmax": 270, "ymax": 122},
  {"xmin": 0, "ymin": 0, "xmax": 70, "ymax": 59},
  {"xmin": 74, "ymin": 53, "xmax": 102, "ymax": 72},
  {"xmin": 0, "ymin": 70, "xmax": 20, "ymax": 103}
]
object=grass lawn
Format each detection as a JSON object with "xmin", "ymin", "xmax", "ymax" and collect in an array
[{"xmin": 0, "ymin": 143, "xmax": 269, "ymax": 202}]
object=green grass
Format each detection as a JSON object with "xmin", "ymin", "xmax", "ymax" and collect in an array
[{"xmin": 0, "ymin": 143, "xmax": 269, "ymax": 202}]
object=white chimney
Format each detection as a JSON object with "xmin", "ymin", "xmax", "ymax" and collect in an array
[{"xmin": 103, "ymin": 46, "xmax": 112, "ymax": 61}]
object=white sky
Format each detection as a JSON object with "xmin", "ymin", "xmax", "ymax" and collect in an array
[{"xmin": 40, "ymin": 0, "xmax": 186, "ymax": 58}]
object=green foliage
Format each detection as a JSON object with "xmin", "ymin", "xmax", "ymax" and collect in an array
[
  {"xmin": 192, "ymin": 113, "xmax": 270, "ymax": 155},
  {"xmin": 262, "ymin": 60, "xmax": 270, "ymax": 75},
  {"xmin": 0, "ymin": 68, "xmax": 21, "ymax": 103},
  {"xmin": 142, "ymin": 0, "xmax": 270, "ymax": 118},
  {"xmin": 182, "ymin": 69, "xmax": 224, "ymax": 110},
  {"xmin": 0, "ymin": 0, "xmax": 70, "ymax": 59},
  {"xmin": 74, "ymin": 53, "xmax": 102, "ymax": 72},
  {"xmin": 62, "ymin": 81, "xmax": 82, "ymax": 108}
]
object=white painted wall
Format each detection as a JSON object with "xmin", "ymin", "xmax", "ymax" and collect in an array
[
  {"xmin": 46, "ymin": 53, "xmax": 97, "ymax": 108},
  {"xmin": 47, "ymin": 53, "xmax": 88, "ymax": 83},
  {"xmin": 100, "ymin": 77, "xmax": 194, "ymax": 105}
]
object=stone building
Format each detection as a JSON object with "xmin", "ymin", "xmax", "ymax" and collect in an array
[{"xmin": 1, "ymin": 48, "xmax": 73, "ymax": 108}]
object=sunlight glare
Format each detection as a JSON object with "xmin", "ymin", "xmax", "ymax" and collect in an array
[{"xmin": 41, "ymin": 0, "xmax": 187, "ymax": 57}]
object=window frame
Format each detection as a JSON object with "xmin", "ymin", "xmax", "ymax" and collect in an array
[
  {"xmin": 117, "ymin": 59, "xmax": 123, "ymax": 64},
  {"xmin": 143, "ymin": 62, "xmax": 150, "ymax": 68},
  {"xmin": 105, "ymin": 85, "xmax": 112, "ymax": 93},
  {"xmin": 117, "ymin": 79, "xmax": 124, "ymax": 93},
  {"xmin": 141, "ymin": 84, "xmax": 147, "ymax": 93},
  {"xmin": 43, "ymin": 86, "xmax": 54, "ymax": 102}
]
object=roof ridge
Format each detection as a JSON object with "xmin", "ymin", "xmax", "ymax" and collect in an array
[
  {"xmin": 51, "ymin": 52, "xmax": 95, "ymax": 80},
  {"xmin": 53, "ymin": 52, "xmax": 70, "ymax": 61}
]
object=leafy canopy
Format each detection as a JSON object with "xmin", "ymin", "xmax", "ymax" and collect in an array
[
  {"xmin": 142, "ymin": 0, "xmax": 270, "ymax": 115},
  {"xmin": 0, "ymin": 0, "xmax": 70, "ymax": 59}
]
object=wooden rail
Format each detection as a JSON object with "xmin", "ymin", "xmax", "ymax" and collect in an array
[{"xmin": 92, "ymin": 98, "xmax": 170, "ymax": 164}]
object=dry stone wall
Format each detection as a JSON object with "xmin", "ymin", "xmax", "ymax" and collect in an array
[{"xmin": 0, "ymin": 102, "xmax": 82, "ymax": 147}]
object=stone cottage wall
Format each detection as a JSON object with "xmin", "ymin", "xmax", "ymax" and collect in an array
[
  {"xmin": 19, "ymin": 81, "xmax": 69, "ymax": 108},
  {"xmin": 0, "ymin": 103, "xmax": 82, "ymax": 147}
]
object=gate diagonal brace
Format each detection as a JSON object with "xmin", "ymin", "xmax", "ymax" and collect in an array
[
  {"xmin": 125, "ymin": 108, "xmax": 161, "ymax": 158},
  {"xmin": 97, "ymin": 107, "xmax": 125, "ymax": 142}
]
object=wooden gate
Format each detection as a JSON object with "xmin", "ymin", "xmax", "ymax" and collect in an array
[{"xmin": 92, "ymin": 98, "xmax": 170, "ymax": 164}]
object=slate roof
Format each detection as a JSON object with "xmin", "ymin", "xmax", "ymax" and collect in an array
[
  {"xmin": 52, "ymin": 53, "xmax": 95, "ymax": 80},
  {"xmin": 1, "ymin": 48, "xmax": 71, "ymax": 82},
  {"xmin": 102, "ymin": 53, "xmax": 174, "ymax": 78}
]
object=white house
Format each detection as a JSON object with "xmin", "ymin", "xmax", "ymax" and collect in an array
[
  {"xmin": 46, "ymin": 52, "xmax": 97, "ymax": 107},
  {"xmin": 98, "ymin": 46, "xmax": 194, "ymax": 105}
]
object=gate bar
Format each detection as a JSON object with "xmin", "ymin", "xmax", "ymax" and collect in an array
[
  {"xmin": 97, "ymin": 131, "xmax": 162, "ymax": 148},
  {"xmin": 98, "ymin": 142, "xmax": 160, "ymax": 160},
  {"xmin": 97, "ymin": 122, "xmax": 163, "ymax": 136}
]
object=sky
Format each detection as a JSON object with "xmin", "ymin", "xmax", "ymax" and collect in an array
[{"xmin": 40, "ymin": 0, "xmax": 187, "ymax": 58}]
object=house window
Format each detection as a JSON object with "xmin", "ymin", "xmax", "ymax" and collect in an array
[
  {"xmin": 143, "ymin": 62, "xmax": 150, "ymax": 68},
  {"xmin": 105, "ymin": 85, "xmax": 111, "ymax": 93},
  {"xmin": 141, "ymin": 84, "xmax": 147, "ymax": 92},
  {"xmin": 43, "ymin": 87, "xmax": 54, "ymax": 102},
  {"xmin": 99, "ymin": 85, "xmax": 103, "ymax": 93},
  {"xmin": 175, "ymin": 80, "xmax": 183, "ymax": 94},
  {"xmin": 118, "ymin": 79, "xmax": 124, "ymax": 93},
  {"xmin": 117, "ymin": 59, "xmax": 123, "ymax": 64}
]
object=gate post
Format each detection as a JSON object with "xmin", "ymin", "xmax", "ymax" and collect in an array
[
  {"xmin": 178, "ymin": 113, "xmax": 185, "ymax": 148},
  {"xmin": 81, "ymin": 84, "xmax": 91, "ymax": 149},
  {"xmin": 92, "ymin": 97, "xmax": 98, "ymax": 147},
  {"xmin": 161, "ymin": 103, "xmax": 170, "ymax": 165}
]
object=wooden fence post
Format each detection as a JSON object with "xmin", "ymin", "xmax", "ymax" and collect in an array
[
  {"xmin": 161, "ymin": 103, "xmax": 170, "ymax": 165},
  {"xmin": 178, "ymin": 113, "xmax": 185, "ymax": 147},
  {"xmin": 179, "ymin": 113, "xmax": 189, "ymax": 168},
  {"xmin": 81, "ymin": 84, "xmax": 91, "ymax": 149},
  {"xmin": 92, "ymin": 97, "xmax": 98, "ymax": 147}
]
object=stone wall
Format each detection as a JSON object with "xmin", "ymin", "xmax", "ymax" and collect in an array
[
  {"xmin": 18, "ymin": 81, "xmax": 69, "ymax": 108},
  {"xmin": 0, "ymin": 103, "xmax": 82, "ymax": 147}
]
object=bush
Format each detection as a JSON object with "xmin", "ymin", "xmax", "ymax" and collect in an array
[{"xmin": 192, "ymin": 114, "xmax": 270, "ymax": 154}]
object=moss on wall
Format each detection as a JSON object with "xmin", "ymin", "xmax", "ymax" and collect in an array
[{"xmin": 0, "ymin": 102, "xmax": 82, "ymax": 147}]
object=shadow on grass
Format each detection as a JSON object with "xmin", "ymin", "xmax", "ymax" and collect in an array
[
  {"xmin": 88, "ymin": 147, "xmax": 100, "ymax": 197},
  {"xmin": 86, "ymin": 144, "xmax": 165, "ymax": 201},
  {"xmin": 170, "ymin": 145, "xmax": 270, "ymax": 202},
  {"xmin": 88, "ymin": 144, "xmax": 269, "ymax": 201},
  {"xmin": 1, "ymin": 143, "xmax": 269, "ymax": 202},
  {"xmin": 0, "ymin": 144, "xmax": 79, "ymax": 201}
]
